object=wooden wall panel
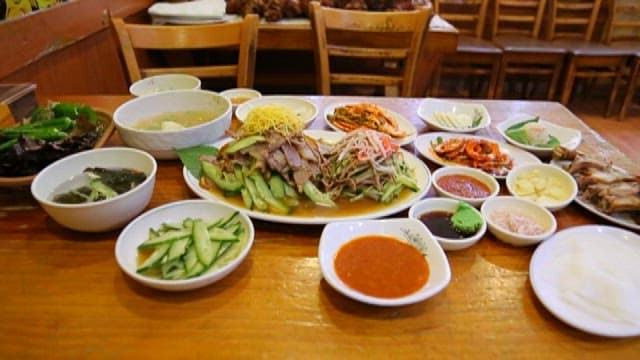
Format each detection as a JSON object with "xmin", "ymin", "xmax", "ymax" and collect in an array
[{"xmin": 0, "ymin": 0, "xmax": 154, "ymax": 95}]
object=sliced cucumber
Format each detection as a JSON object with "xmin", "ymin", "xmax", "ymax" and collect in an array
[
  {"xmin": 137, "ymin": 243, "xmax": 170, "ymax": 273},
  {"xmin": 137, "ymin": 229, "xmax": 191, "ymax": 249},
  {"xmin": 223, "ymin": 135, "xmax": 266, "ymax": 154},
  {"xmin": 193, "ymin": 219, "xmax": 215, "ymax": 266}
]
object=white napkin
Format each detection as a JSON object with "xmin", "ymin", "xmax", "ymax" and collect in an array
[{"xmin": 148, "ymin": 0, "xmax": 226, "ymax": 19}]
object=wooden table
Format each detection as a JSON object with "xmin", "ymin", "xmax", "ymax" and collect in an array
[{"xmin": 1, "ymin": 95, "xmax": 639, "ymax": 358}]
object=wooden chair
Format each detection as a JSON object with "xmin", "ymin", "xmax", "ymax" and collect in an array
[
  {"xmin": 491, "ymin": 0, "xmax": 567, "ymax": 100},
  {"xmin": 430, "ymin": 0, "xmax": 502, "ymax": 98},
  {"xmin": 309, "ymin": 2, "xmax": 431, "ymax": 97},
  {"xmin": 608, "ymin": 0, "xmax": 640, "ymax": 119},
  {"xmin": 555, "ymin": 0, "xmax": 636, "ymax": 117},
  {"xmin": 111, "ymin": 15, "xmax": 259, "ymax": 88}
]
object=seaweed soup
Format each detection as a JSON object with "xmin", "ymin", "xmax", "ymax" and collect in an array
[{"xmin": 51, "ymin": 167, "xmax": 146, "ymax": 204}]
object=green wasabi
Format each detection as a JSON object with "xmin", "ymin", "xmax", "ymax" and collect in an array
[{"xmin": 451, "ymin": 201, "xmax": 483, "ymax": 235}]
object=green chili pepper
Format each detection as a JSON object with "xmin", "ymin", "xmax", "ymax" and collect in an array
[
  {"xmin": 1, "ymin": 127, "xmax": 68, "ymax": 141},
  {"xmin": 53, "ymin": 103, "xmax": 99, "ymax": 125},
  {"xmin": 1, "ymin": 117, "xmax": 75, "ymax": 137},
  {"xmin": 0, "ymin": 138, "xmax": 17, "ymax": 151},
  {"xmin": 29, "ymin": 106, "xmax": 55, "ymax": 123}
]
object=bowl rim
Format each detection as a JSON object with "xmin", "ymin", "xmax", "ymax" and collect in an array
[
  {"xmin": 505, "ymin": 163, "xmax": 578, "ymax": 209},
  {"xmin": 114, "ymin": 199, "xmax": 255, "ymax": 288},
  {"xmin": 481, "ymin": 195, "xmax": 558, "ymax": 241},
  {"xmin": 417, "ymin": 97, "xmax": 492, "ymax": 133},
  {"xmin": 31, "ymin": 147, "xmax": 158, "ymax": 209},
  {"xmin": 408, "ymin": 197, "xmax": 487, "ymax": 245},
  {"xmin": 431, "ymin": 166, "xmax": 500, "ymax": 201},
  {"xmin": 129, "ymin": 73, "xmax": 202, "ymax": 96},
  {"xmin": 219, "ymin": 88, "xmax": 262, "ymax": 97},
  {"xmin": 318, "ymin": 217, "xmax": 451, "ymax": 306},
  {"xmin": 113, "ymin": 89, "xmax": 232, "ymax": 134}
]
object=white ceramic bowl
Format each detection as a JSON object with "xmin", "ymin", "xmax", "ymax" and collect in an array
[
  {"xmin": 31, "ymin": 147, "xmax": 157, "ymax": 232},
  {"xmin": 506, "ymin": 163, "xmax": 578, "ymax": 212},
  {"xmin": 115, "ymin": 200, "xmax": 255, "ymax": 291},
  {"xmin": 481, "ymin": 196, "xmax": 557, "ymax": 247},
  {"xmin": 319, "ymin": 218, "xmax": 451, "ymax": 306},
  {"xmin": 432, "ymin": 166, "xmax": 499, "ymax": 207},
  {"xmin": 417, "ymin": 98, "xmax": 491, "ymax": 133},
  {"xmin": 113, "ymin": 89, "xmax": 232, "ymax": 159},
  {"xmin": 408, "ymin": 197, "xmax": 486, "ymax": 251},
  {"xmin": 129, "ymin": 74, "xmax": 201, "ymax": 97},
  {"xmin": 495, "ymin": 114, "xmax": 582, "ymax": 158},
  {"xmin": 219, "ymin": 88, "xmax": 262, "ymax": 110}
]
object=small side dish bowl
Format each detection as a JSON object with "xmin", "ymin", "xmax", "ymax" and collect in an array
[
  {"xmin": 506, "ymin": 163, "xmax": 578, "ymax": 212},
  {"xmin": 432, "ymin": 166, "xmax": 500, "ymax": 207},
  {"xmin": 408, "ymin": 197, "xmax": 486, "ymax": 251},
  {"xmin": 319, "ymin": 218, "xmax": 451, "ymax": 306},
  {"xmin": 115, "ymin": 200, "xmax": 255, "ymax": 292},
  {"xmin": 31, "ymin": 147, "xmax": 157, "ymax": 232},
  {"xmin": 495, "ymin": 114, "xmax": 582, "ymax": 158},
  {"xmin": 129, "ymin": 74, "xmax": 201, "ymax": 97},
  {"xmin": 235, "ymin": 95, "xmax": 318, "ymax": 127},
  {"xmin": 481, "ymin": 196, "xmax": 557, "ymax": 247},
  {"xmin": 219, "ymin": 88, "xmax": 262, "ymax": 110},
  {"xmin": 417, "ymin": 98, "xmax": 491, "ymax": 133},
  {"xmin": 113, "ymin": 89, "xmax": 232, "ymax": 159}
]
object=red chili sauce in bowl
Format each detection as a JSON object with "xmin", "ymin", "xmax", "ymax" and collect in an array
[
  {"xmin": 334, "ymin": 234, "xmax": 429, "ymax": 298},
  {"xmin": 436, "ymin": 174, "xmax": 491, "ymax": 198}
]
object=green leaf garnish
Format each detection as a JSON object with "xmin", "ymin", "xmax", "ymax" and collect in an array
[{"xmin": 176, "ymin": 145, "xmax": 219, "ymax": 178}]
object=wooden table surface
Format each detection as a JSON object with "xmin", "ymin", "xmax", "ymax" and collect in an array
[{"xmin": 1, "ymin": 95, "xmax": 639, "ymax": 359}]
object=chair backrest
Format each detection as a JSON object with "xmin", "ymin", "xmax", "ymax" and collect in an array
[
  {"xmin": 491, "ymin": 0, "xmax": 548, "ymax": 39},
  {"xmin": 111, "ymin": 15, "xmax": 259, "ymax": 87},
  {"xmin": 309, "ymin": 2, "xmax": 431, "ymax": 97},
  {"xmin": 434, "ymin": 0, "xmax": 489, "ymax": 38},
  {"xmin": 545, "ymin": 0, "xmax": 602, "ymax": 41},
  {"xmin": 603, "ymin": 0, "xmax": 640, "ymax": 43}
]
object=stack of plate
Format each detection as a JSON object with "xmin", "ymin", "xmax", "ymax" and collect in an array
[{"xmin": 148, "ymin": 0, "xmax": 232, "ymax": 24}]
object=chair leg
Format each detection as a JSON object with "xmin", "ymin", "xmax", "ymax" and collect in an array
[
  {"xmin": 548, "ymin": 57, "xmax": 564, "ymax": 100},
  {"xmin": 430, "ymin": 65, "xmax": 442, "ymax": 97},
  {"xmin": 495, "ymin": 57, "xmax": 508, "ymax": 99},
  {"xmin": 487, "ymin": 58, "xmax": 500, "ymax": 99},
  {"xmin": 619, "ymin": 56, "xmax": 640, "ymax": 121},
  {"xmin": 606, "ymin": 61, "xmax": 625, "ymax": 118},
  {"xmin": 560, "ymin": 56, "xmax": 577, "ymax": 105}
]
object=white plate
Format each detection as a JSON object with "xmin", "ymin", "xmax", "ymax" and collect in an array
[
  {"xmin": 235, "ymin": 96, "xmax": 318, "ymax": 128},
  {"xmin": 115, "ymin": 200, "xmax": 254, "ymax": 291},
  {"xmin": 496, "ymin": 115, "xmax": 582, "ymax": 157},
  {"xmin": 319, "ymin": 218, "xmax": 451, "ymax": 306},
  {"xmin": 550, "ymin": 160, "xmax": 640, "ymax": 231},
  {"xmin": 414, "ymin": 132, "xmax": 541, "ymax": 179},
  {"xmin": 417, "ymin": 98, "xmax": 491, "ymax": 133},
  {"xmin": 150, "ymin": 14, "xmax": 239, "ymax": 25},
  {"xmin": 574, "ymin": 197, "xmax": 640, "ymax": 231},
  {"xmin": 530, "ymin": 225, "xmax": 640, "ymax": 337},
  {"xmin": 183, "ymin": 130, "xmax": 432, "ymax": 225},
  {"xmin": 323, "ymin": 101, "xmax": 417, "ymax": 146}
]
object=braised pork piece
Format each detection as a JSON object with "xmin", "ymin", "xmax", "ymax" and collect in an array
[
  {"xmin": 225, "ymin": 0, "xmax": 426, "ymax": 22},
  {"xmin": 553, "ymin": 147, "xmax": 640, "ymax": 214}
]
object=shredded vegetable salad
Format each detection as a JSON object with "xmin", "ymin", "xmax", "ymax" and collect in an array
[
  {"xmin": 328, "ymin": 103, "xmax": 405, "ymax": 138},
  {"xmin": 323, "ymin": 129, "xmax": 417, "ymax": 202}
]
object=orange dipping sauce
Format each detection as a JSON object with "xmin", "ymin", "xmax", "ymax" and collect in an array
[
  {"xmin": 437, "ymin": 174, "xmax": 491, "ymax": 198},
  {"xmin": 334, "ymin": 234, "xmax": 429, "ymax": 299}
]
